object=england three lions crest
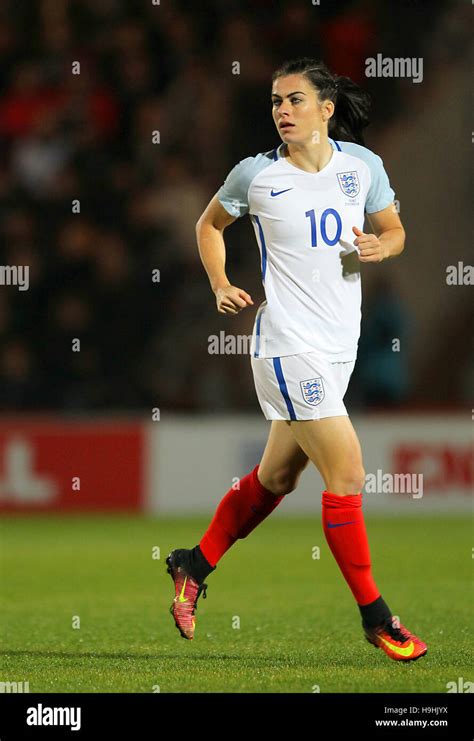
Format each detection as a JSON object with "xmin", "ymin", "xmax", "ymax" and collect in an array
[
  {"xmin": 337, "ymin": 171, "xmax": 360, "ymax": 198},
  {"xmin": 300, "ymin": 377, "xmax": 325, "ymax": 406}
]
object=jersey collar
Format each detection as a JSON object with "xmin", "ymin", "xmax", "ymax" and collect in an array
[
  {"xmin": 275, "ymin": 138, "xmax": 339, "ymax": 160},
  {"xmin": 275, "ymin": 139, "xmax": 339, "ymax": 175}
]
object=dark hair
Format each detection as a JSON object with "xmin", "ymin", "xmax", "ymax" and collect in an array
[{"xmin": 272, "ymin": 57, "xmax": 371, "ymax": 145}]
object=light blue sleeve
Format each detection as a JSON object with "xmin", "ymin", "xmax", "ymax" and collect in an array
[
  {"xmin": 364, "ymin": 151, "xmax": 396, "ymax": 213},
  {"xmin": 338, "ymin": 142, "xmax": 395, "ymax": 213},
  {"xmin": 216, "ymin": 152, "xmax": 274, "ymax": 218},
  {"xmin": 216, "ymin": 157, "xmax": 255, "ymax": 218}
]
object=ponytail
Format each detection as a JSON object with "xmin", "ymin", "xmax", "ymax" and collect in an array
[{"xmin": 272, "ymin": 58, "xmax": 371, "ymax": 146}]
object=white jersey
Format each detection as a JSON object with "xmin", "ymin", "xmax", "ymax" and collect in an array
[{"xmin": 216, "ymin": 138, "xmax": 395, "ymax": 361}]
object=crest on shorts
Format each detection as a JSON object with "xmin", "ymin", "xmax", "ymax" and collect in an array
[
  {"xmin": 337, "ymin": 171, "xmax": 360, "ymax": 198},
  {"xmin": 300, "ymin": 377, "xmax": 325, "ymax": 406}
]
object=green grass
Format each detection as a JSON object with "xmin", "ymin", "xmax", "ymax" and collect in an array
[{"xmin": 0, "ymin": 514, "xmax": 472, "ymax": 693}]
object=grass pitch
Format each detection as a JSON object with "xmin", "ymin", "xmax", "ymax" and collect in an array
[{"xmin": 0, "ymin": 514, "xmax": 472, "ymax": 693}]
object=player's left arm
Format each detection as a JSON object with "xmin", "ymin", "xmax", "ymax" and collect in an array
[{"xmin": 352, "ymin": 204, "xmax": 406, "ymax": 263}]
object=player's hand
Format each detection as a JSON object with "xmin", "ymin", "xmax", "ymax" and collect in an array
[
  {"xmin": 352, "ymin": 226, "xmax": 388, "ymax": 263},
  {"xmin": 215, "ymin": 284, "xmax": 254, "ymax": 314}
]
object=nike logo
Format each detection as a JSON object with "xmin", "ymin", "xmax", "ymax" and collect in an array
[
  {"xmin": 327, "ymin": 521, "xmax": 356, "ymax": 528},
  {"xmin": 379, "ymin": 636, "xmax": 415, "ymax": 657},
  {"xmin": 270, "ymin": 188, "xmax": 293, "ymax": 197},
  {"xmin": 178, "ymin": 576, "xmax": 189, "ymax": 602}
]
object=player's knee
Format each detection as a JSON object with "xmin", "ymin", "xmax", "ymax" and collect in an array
[
  {"xmin": 354, "ymin": 466, "xmax": 366, "ymax": 493},
  {"xmin": 328, "ymin": 466, "xmax": 366, "ymax": 495},
  {"xmin": 260, "ymin": 467, "xmax": 303, "ymax": 496}
]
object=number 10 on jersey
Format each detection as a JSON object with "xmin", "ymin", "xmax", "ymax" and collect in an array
[{"xmin": 305, "ymin": 208, "xmax": 342, "ymax": 248}]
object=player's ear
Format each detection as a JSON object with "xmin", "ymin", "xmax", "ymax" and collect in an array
[{"xmin": 320, "ymin": 99, "xmax": 335, "ymax": 123}]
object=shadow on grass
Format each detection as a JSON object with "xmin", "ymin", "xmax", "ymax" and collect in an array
[
  {"xmin": 0, "ymin": 649, "xmax": 251, "ymax": 662},
  {"xmin": 1, "ymin": 648, "xmax": 433, "ymax": 671}
]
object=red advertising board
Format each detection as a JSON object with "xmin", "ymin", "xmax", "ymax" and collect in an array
[
  {"xmin": 393, "ymin": 443, "xmax": 473, "ymax": 492},
  {"xmin": 0, "ymin": 419, "xmax": 144, "ymax": 512}
]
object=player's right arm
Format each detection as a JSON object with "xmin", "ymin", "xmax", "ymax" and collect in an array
[{"xmin": 196, "ymin": 193, "xmax": 254, "ymax": 315}]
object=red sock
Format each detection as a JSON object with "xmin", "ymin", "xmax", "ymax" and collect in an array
[
  {"xmin": 322, "ymin": 490, "xmax": 380, "ymax": 606},
  {"xmin": 199, "ymin": 465, "xmax": 284, "ymax": 567}
]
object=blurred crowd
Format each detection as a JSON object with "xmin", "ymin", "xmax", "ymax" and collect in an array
[{"xmin": 0, "ymin": 0, "xmax": 462, "ymax": 411}]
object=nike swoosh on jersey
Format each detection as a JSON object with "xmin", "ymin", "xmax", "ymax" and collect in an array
[
  {"xmin": 178, "ymin": 576, "xmax": 189, "ymax": 602},
  {"xmin": 327, "ymin": 521, "xmax": 356, "ymax": 528},
  {"xmin": 270, "ymin": 188, "xmax": 293, "ymax": 197},
  {"xmin": 379, "ymin": 636, "xmax": 415, "ymax": 657}
]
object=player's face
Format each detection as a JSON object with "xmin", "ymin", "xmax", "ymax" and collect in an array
[{"xmin": 271, "ymin": 74, "xmax": 331, "ymax": 144}]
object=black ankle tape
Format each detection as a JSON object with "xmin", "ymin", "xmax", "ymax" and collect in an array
[
  {"xmin": 188, "ymin": 545, "xmax": 216, "ymax": 584},
  {"xmin": 359, "ymin": 596, "xmax": 392, "ymax": 629}
]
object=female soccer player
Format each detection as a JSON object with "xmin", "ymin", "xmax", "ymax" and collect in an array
[{"xmin": 166, "ymin": 58, "xmax": 427, "ymax": 662}]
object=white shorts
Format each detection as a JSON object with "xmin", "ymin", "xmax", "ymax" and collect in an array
[{"xmin": 250, "ymin": 351, "xmax": 356, "ymax": 421}]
